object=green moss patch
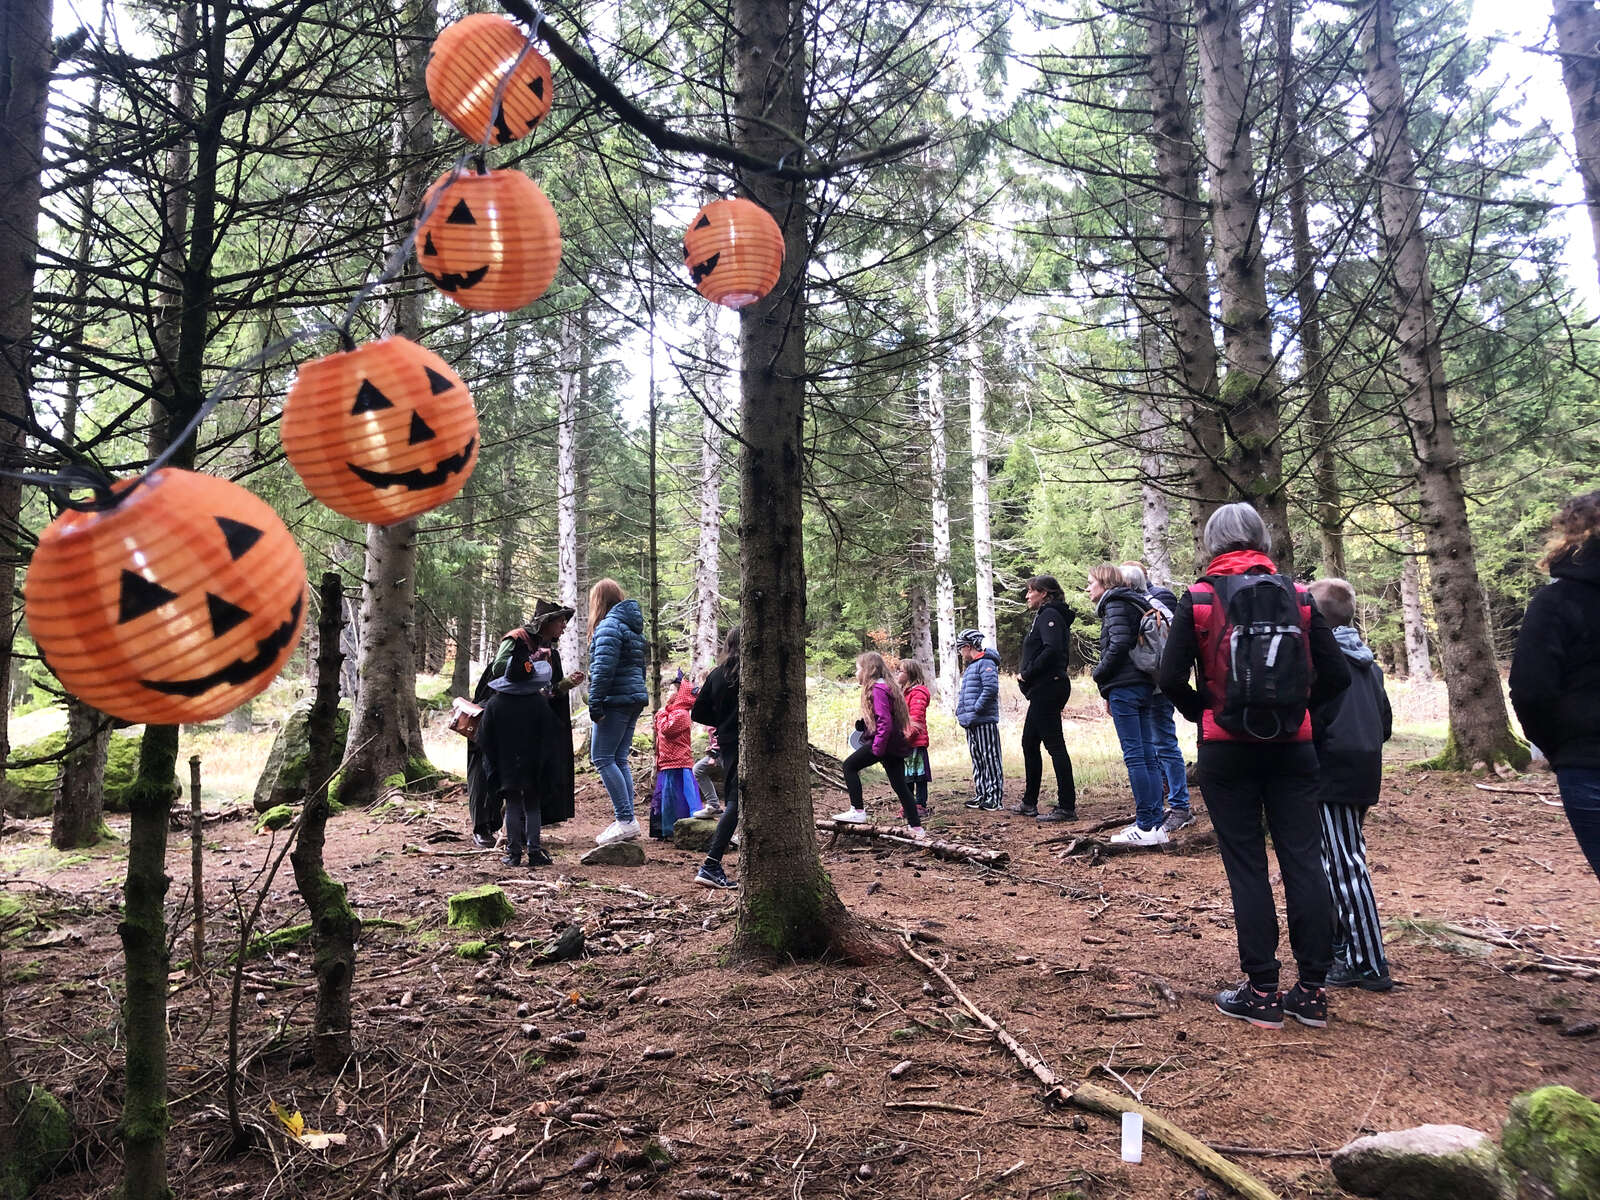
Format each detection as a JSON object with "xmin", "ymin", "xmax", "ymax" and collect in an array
[
  {"xmin": 2, "ymin": 729, "xmax": 151, "ymax": 817},
  {"xmin": 455, "ymin": 940, "xmax": 490, "ymax": 959},
  {"xmin": 1503, "ymin": 1085, "xmax": 1600, "ymax": 1200},
  {"xmin": 255, "ymin": 804, "xmax": 295, "ymax": 832},
  {"xmin": 0, "ymin": 1084, "xmax": 72, "ymax": 1200},
  {"xmin": 447, "ymin": 885, "xmax": 514, "ymax": 931}
]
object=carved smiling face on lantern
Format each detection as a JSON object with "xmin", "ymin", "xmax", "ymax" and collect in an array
[
  {"xmin": 415, "ymin": 168, "xmax": 562, "ymax": 313},
  {"xmin": 281, "ymin": 336, "xmax": 480, "ymax": 525},
  {"xmin": 23, "ymin": 468, "xmax": 308, "ymax": 725},
  {"xmin": 683, "ymin": 197, "xmax": 784, "ymax": 310}
]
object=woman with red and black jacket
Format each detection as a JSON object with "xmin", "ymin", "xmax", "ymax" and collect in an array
[{"xmin": 1158, "ymin": 503, "xmax": 1350, "ymax": 1031}]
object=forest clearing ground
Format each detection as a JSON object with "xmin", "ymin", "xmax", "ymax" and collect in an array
[{"xmin": 3, "ymin": 686, "xmax": 1597, "ymax": 1199}]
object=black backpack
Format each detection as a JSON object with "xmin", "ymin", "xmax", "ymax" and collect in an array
[{"xmin": 1195, "ymin": 573, "xmax": 1311, "ymax": 740}]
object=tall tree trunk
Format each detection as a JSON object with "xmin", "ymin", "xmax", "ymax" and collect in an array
[
  {"xmin": 692, "ymin": 312, "xmax": 726, "ymax": 669},
  {"xmin": 1555, "ymin": 0, "xmax": 1600, "ymax": 295},
  {"xmin": 962, "ymin": 241, "xmax": 997, "ymax": 646},
  {"xmin": 0, "ymin": 0, "xmax": 52, "ymax": 1157},
  {"xmin": 1143, "ymin": 0, "xmax": 1226, "ymax": 569},
  {"xmin": 52, "ymin": 699, "xmax": 112, "ymax": 849},
  {"xmin": 1275, "ymin": 0, "xmax": 1344, "ymax": 576},
  {"xmin": 1399, "ymin": 521, "xmax": 1434, "ymax": 681},
  {"xmin": 647, "ymin": 303, "xmax": 661, "ymax": 712},
  {"xmin": 1135, "ymin": 297, "xmax": 1176, "ymax": 585},
  {"xmin": 291, "ymin": 573, "xmax": 358, "ymax": 1071},
  {"xmin": 921, "ymin": 260, "xmax": 956, "ymax": 709},
  {"xmin": 908, "ymin": 577, "xmax": 935, "ymax": 671},
  {"xmin": 557, "ymin": 307, "xmax": 587, "ymax": 678},
  {"xmin": 1193, "ymin": 0, "xmax": 1293, "ymax": 571},
  {"xmin": 1363, "ymin": 0, "xmax": 1523, "ymax": 766},
  {"xmin": 342, "ymin": 0, "xmax": 434, "ymax": 804},
  {"xmin": 450, "ymin": 479, "xmax": 476, "ymax": 697},
  {"xmin": 733, "ymin": 0, "xmax": 866, "ymax": 960}
]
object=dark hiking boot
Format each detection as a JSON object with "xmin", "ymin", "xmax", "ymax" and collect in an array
[
  {"xmin": 527, "ymin": 847, "xmax": 553, "ymax": 868},
  {"xmin": 1162, "ymin": 809, "xmax": 1197, "ymax": 833},
  {"xmin": 1009, "ymin": 803, "xmax": 1039, "ymax": 817},
  {"xmin": 1327, "ymin": 961, "xmax": 1394, "ymax": 992},
  {"xmin": 1036, "ymin": 805, "xmax": 1076, "ymax": 822},
  {"xmin": 500, "ymin": 850, "xmax": 523, "ymax": 867},
  {"xmin": 473, "ymin": 833, "xmax": 497, "ymax": 849},
  {"xmin": 1215, "ymin": 983, "xmax": 1283, "ymax": 1029},
  {"xmin": 1283, "ymin": 982, "xmax": 1328, "ymax": 1027}
]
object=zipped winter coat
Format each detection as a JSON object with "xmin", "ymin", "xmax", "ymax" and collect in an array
[
  {"xmin": 654, "ymin": 683, "xmax": 697, "ymax": 770},
  {"xmin": 1019, "ymin": 599, "xmax": 1075, "ymax": 697},
  {"xmin": 905, "ymin": 683, "xmax": 931, "ymax": 748},
  {"xmin": 1511, "ymin": 542, "xmax": 1600, "ymax": 769},
  {"xmin": 955, "ymin": 649, "xmax": 1001, "ymax": 727},
  {"xmin": 1091, "ymin": 586, "xmax": 1152, "ymax": 696},
  {"xmin": 1311, "ymin": 627, "xmax": 1393, "ymax": 807},
  {"xmin": 587, "ymin": 599, "xmax": 649, "ymax": 715},
  {"xmin": 691, "ymin": 663, "xmax": 739, "ymax": 757},
  {"xmin": 869, "ymin": 680, "xmax": 913, "ymax": 758}
]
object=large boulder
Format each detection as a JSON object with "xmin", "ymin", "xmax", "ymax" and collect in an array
[
  {"xmin": 2, "ymin": 729, "xmax": 152, "ymax": 817},
  {"xmin": 0, "ymin": 1083, "xmax": 71, "ymax": 1200},
  {"xmin": 1502, "ymin": 1086, "xmax": 1600, "ymax": 1200},
  {"xmin": 252, "ymin": 700, "xmax": 350, "ymax": 813},
  {"xmin": 1332, "ymin": 1125, "xmax": 1514, "ymax": 1200},
  {"xmin": 581, "ymin": 841, "xmax": 646, "ymax": 866},
  {"xmin": 672, "ymin": 817, "xmax": 719, "ymax": 853}
]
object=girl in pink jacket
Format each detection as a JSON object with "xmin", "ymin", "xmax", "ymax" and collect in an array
[{"xmin": 833, "ymin": 652, "xmax": 924, "ymax": 837}]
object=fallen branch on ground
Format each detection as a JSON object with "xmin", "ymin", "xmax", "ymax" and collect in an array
[
  {"xmin": 883, "ymin": 1100, "xmax": 985, "ymax": 1116},
  {"xmin": 818, "ymin": 819, "xmax": 1009, "ymax": 867}
]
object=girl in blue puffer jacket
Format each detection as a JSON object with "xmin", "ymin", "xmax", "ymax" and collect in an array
[{"xmin": 587, "ymin": 578, "xmax": 649, "ymax": 845}]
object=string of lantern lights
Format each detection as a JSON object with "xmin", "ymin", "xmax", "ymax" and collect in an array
[{"xmin": 16, "ymin": 9, "xmax": 788, "ymax": 727}]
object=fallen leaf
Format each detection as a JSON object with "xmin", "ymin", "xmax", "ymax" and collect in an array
[
  {"xmin": 298, "ymin": 1132, "xmax": 347, "ymax": 1150},
  {"xmin": 270, "ymin": 1101, "xmax": 305, "ymax": 1138},
  {"xmin": 488, "ymin": 1125, "xmax": 517, "ymax": 1142}
]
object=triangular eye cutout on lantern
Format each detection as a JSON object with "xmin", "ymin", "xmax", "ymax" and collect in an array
[
  {"xmin": 425, "ymin": 366, "xmax": 456, "ymax": 395},
  {"xmin": 118, "ymin": 570, "xmax": 179, "ymax": 624},
  {"xmin": 446, "ymin": 199, "xmax": 476, "ymax": 225},
  {"xmin": 423, "ymin": 232, "xmax": 438, "ymax": 257},
  {"xmin": 529, "ymin": 77, "xmax": 544, "ymax": 99},
  {"xmin": 206, "ymin": 592, "xmax": 251, "ymax": 637},
  {"xmin": 409, "ymin": 412, "xmax": 436, "ymax": 444},
  {"xmin": 352, "ymin": 380, "xmax": 395, "ymax": 414},
  {"xmin": 214, "ymin": 516, "xmax": 264, "ymax": 560},
  {"xmin": 695, "ymin": 215, "xmax": 711, "ymax": 229}
]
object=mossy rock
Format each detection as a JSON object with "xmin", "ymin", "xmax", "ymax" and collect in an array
[
  {"xmin": 416, "ymin": 675, "xmax": 454, "ymax": 711},
  {"xmin": 0, "ymin": 1083, "xmax": 72, "ymax": 1200},
  {"xmin": 243, "ymin": 922, "xmax": 311, "ymax": 959},
  {"xmin": 456, "ymin": 940, "xmax": 490, "ymax": 959},
  {"xmin": 1331, "ymin": 1125, "xmax": 1513, "ymax": 1200},
  {"xmin": 255, "ymin": 804, "xmax": 294, "ymax": 832},
  {"xmin": 2, "ymin": 729, "xmax": 155, "ymax": 817},
  {"xmin": 251, "ymin": 700, "xmax": 351, "ymax": 813},
  {"xmin": 1503, "ymin": 1085, "xmax": 1600, "ymax": 1200},
  {"xmin": 447, "ymin": 885, "xmax": 514, "ymax": 930},
  {"xmin": 672, "ymin": 817, "xmax": 719, "ymax": 853}
]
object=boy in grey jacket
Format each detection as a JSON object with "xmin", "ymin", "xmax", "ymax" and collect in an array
[{"xmin": 955, "ymin": 629, "xmax": 1005, "ymax": 811}]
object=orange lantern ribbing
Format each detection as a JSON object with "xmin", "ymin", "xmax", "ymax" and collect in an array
[
  {"xmin": 427, "ymin": 13, "xmax": 553, "ymax": 145},
  {"xmin": 282, "ymin": 336, "xmax": 479, "ymax": 525},
  {"xmin": 683, "ymin": 198, "xmax": 784, "ymax": 309},
  {"xmin": 24, "ymin": 469, "xmax": 307, "ymax": 725},
  {"xmin": 416, "ymin": 167, "xmax": 562, "ymax": 312}
]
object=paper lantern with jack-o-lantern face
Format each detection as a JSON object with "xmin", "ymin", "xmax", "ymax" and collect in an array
[
  {"xmin": 682, "ymin": 198, "xmax": 784, "ymax": 309},
  {"xmin": 415, "ymin": 167, "xmax": 561, "ymax": 312},
  {"xmin": 282, "ymin": 336, "xmax": 479, "ymax": 525},
  {"xmin": 427, "ymin": 13, "xmax": 553, "ymax": 146},
  {"xmin": 24, "ymin": 469, "xmax": 308, "ymax": 725}
]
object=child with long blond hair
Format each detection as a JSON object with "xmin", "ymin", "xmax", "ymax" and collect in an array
[{"xmin": 833, "ymin": 652, "xmax": 924, "ymax": 837}]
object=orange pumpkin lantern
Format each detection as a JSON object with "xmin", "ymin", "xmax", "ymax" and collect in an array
[
  {"xmin": 415, "ymin": 167, "xmax": 561, "ymax": 312},
  {"xmin": 24, "ymin": 469, "xmax": 307, "ymax": 725},
  {"xmin": 427, "ymin": 14, "xmax": 553, "ymax": 146},
  {"xmin": 683, "ymin": 198, "xmax": 784, "ymax": 309},
  {"xmin": 282, "ymin": 336, "xmax": 479, "ymax": 525}
]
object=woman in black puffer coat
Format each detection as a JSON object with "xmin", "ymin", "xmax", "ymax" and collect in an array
[
  {"xmin": 1016, "ymin": 574, "xmax": 1077, "ymax": 821},
  {"xmin": 1511, "ymin": 490, "xmax": 1600, "ymax": 881}
]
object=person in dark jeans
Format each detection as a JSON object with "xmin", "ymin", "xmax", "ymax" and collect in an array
[
  {"xmin": 693, "ymin": 626, "xmax": 742, "ymax": 889},
  {"xmin": 1122, "ymin": 560, "xmax": 1194, "ymax": 831},
  {"xmin": 832, "ymin": 652, "xmax": 923, "ymax": 834},
  {"xmin": 1158, "ymin": 503, "xmax": 1350, "ymax": 1030},
  {"xmin": 1511, "ymin": 489, "xmax": 1600, "ymax": 881},
  {"xmin": 1016, "ymin": 574, "xmax": 1077, "ymax": 821},
  {"xmin": 1089, "ymin": 562, "xmax": 1167, "ymax": 844}
]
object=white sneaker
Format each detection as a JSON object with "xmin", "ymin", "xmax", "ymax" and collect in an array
[
  {"xmin": 596, "ymin": 819, "xmax": 642, "ymax": 845},
  {"xmin": 907, "ymin": 826, "xmax": 928, "ymax": 841},
  {"xmin": 833, "ymin": 808, "xmax": 869, "ymax": 824},
  {"xmin": 1107, "ymin": 823, "xmax": 1169, "ymax": 847}
]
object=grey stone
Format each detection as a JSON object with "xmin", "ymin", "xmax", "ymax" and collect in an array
[
  {"xmin": 252, "ymin": 700, "xmax": 349, "ymax": 812},
  {"xmin": 1332, "ymin": 1125, "xmax": 1514, "ymax": 1200},
  {"xmin": 581, "ymin": 841, "xmax": 647, "ymax": 866},
  {"xmin": 672, "ymin": 816, "xmax": 718, "ymax": 853}
]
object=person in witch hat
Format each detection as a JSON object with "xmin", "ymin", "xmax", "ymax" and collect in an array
[
  {"xmin": 468, "ymin": 599, "xmax": 584, "ymax": 849},
  {"xmin": 477, "ymin": 639, "xmax": 561, "ymax": 867}
]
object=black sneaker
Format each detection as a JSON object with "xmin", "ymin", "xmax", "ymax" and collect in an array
[
  {"xmin": 1283, "ymin": 982, "xmax": 1328, "ymax": 1027},
  {"xmin": 1036, "ymin": 805, "xmax": 1076, "ymax": 822},
  {"xmin": 473, "ymin": 833, "xmax": 497, "ymax": 849},
  {"xmin": 1327, "ymin": 960, "xmax": 1393, "ymax": 992},
  {"xmin": 1009, "ymin": 803, "xmax": 1039, "ymax": 817},
  {"xmin": 978, "ymin": 798, "xmax": 1002, "ymax": 811},
  {"xmin": 500, "ymin": 850, "xmax": 522, "ymax": 867},
  {"xmin": 1161, "ymin": 810, "xmax": 1196, "ymax": 833},
  {"xmin": 695, "ymin": 863, "xmax": 737, "ymax": 890},
  {"xmin": 527, "ymin": 847, "xmax": 553, "ymax": 868},
  {"xmin": 964, "ymin": 798, "xmax": 984, "ymax": 809},
  {"xmin": 1215, "ymin": 983, "xmax": 1283, "ymax": 1029}
]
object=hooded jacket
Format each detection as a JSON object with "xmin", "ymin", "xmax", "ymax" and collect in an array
[
  {"xmin": 587, "ymin": 599, "xmax": 649, "ymax": 713},
  {"xmin": 1092, "ymin": 586, "xmax": 1153, "ymax": 696},
  {"xmin": 1510, "ymin": 542, "xmax": 1600, "ymax": 769},
  {"xmin": 1019, "ymin": 599, "xmax": 1075, "ymax": 697},
  {"xmin": 1312, "ymin": 627, "xmax": 1393, "ymax": 806},
  {"xmin": 691, "ymin": 663, "xmax": 739, "ymax": 762},
  {"xmin": 654, "ymin": 682, "xmax": 698, "ymax": 770},
  {"xmin": 904, "ymin": 683, "xmax": 931, "ymax": 748},
  {"xmin": 868, "ymin": 679, "xmax": 913, "ymax": 758},
  {"xmin": 955, "ymin": 648, "xmax": 1001, "ymax": 727}
]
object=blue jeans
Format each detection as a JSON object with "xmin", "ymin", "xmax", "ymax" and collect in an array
[
  {"xmin": 1556, "ymin": 766, "xmax": 1600, "ymax": 881},
  {"xmin": 1106, "ymin": 683, "xmax": 1164, "ymax": 830},
  {"xmin": 1148, "ymin": 690, "xmax": 1191, "ymax": 811},
  {"xmin": 590, "ymin": 703, "xmax": 644, "ymax": 822}
]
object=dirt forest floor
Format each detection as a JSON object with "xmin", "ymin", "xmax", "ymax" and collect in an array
[{"xmin": 4, "ymin": 714, "xmax": 1599, "ymax": 1199}]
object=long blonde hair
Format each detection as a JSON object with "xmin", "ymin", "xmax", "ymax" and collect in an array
[
  {"xmin": 1540, "ymin": 490, "xmax": 1600, "ymax": 571},
  {"xmin": 588, "ymin": 578, "xmax": 625, "ymax": 633},
  {"xmin": 857, "ymin": 652, "xmax": 910, "ymax": 734}
]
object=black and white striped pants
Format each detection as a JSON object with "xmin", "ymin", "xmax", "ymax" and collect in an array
[
  {"xmin": 966, "ymin": 723, "xmax": 1004, "ymax": 807},
  {"xmin": 1319, "ymin": 803, "xmax": 1388, "ymax": 975}
]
